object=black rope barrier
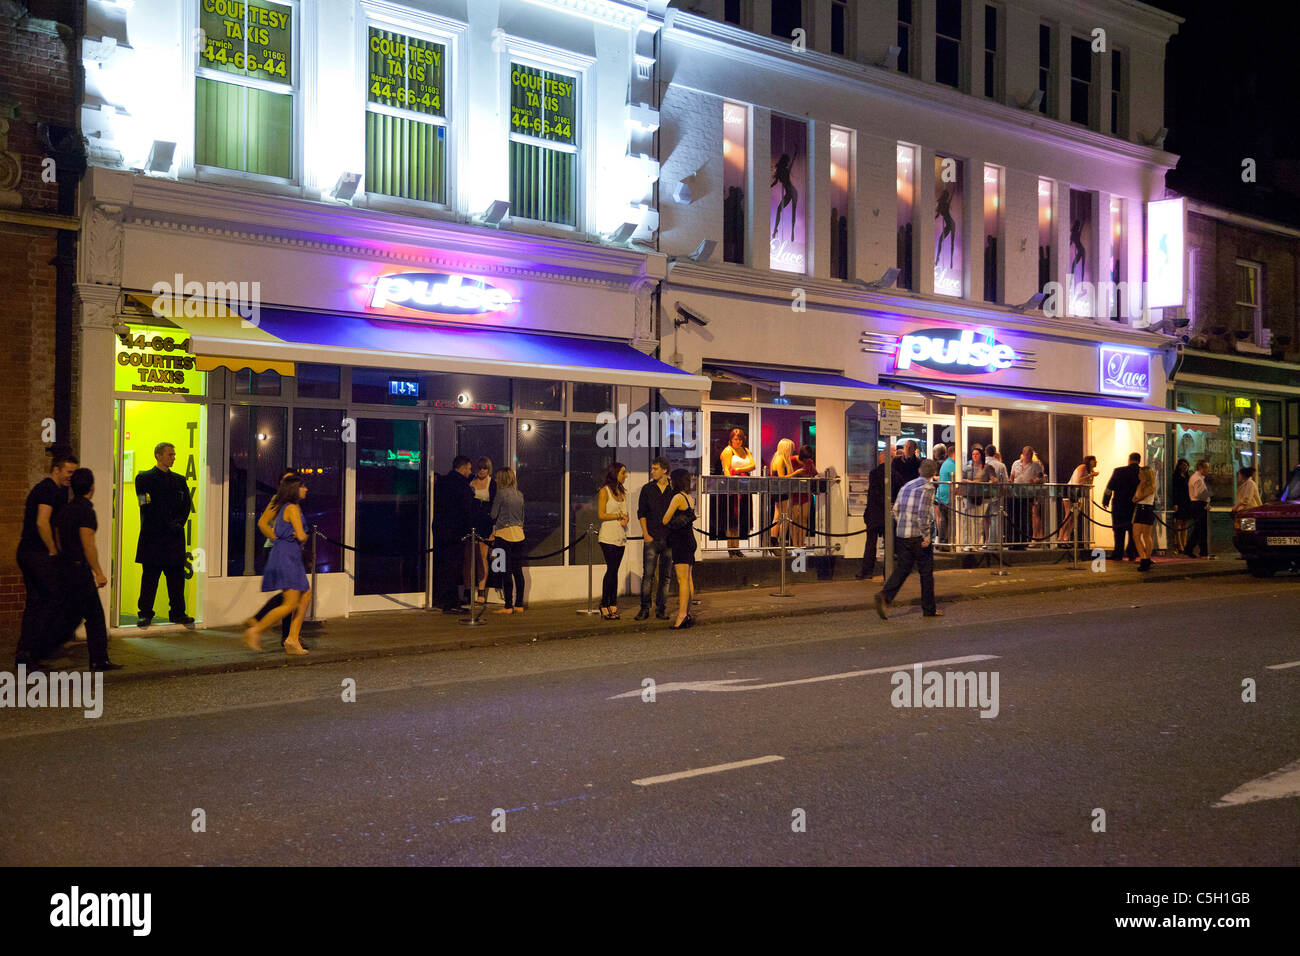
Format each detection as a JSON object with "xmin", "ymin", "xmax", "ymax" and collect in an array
[{"xmin": 316, "ymin": 531, "xmax": 588, "ymax": 561}]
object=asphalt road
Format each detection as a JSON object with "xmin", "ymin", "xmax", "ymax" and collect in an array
[{"xmin": 1, "ymin": 577, "xmax": 1296, "ymax": 866}]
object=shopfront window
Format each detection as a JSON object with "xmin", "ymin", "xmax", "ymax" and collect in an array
[
  {"xmin": 1174, "ymin": 391, "xmax": 1238, "ymax": 504},
  {"xmin": 228, "ymin": 404, "xmax": 288, "ymax": 576},
  {"xmin": 296, "ymin": 363, "xmax": 340, "ymax": 400},
  {"xmin": 517, "ymin": 379, "xmax": 563, "ymax": 413},
  {"xmin": 292, "ymin": 408, "xmax": 345, "ymax": 573},
  {"xmin": 572, "ymin": 383, "xmax": 613, "ymax": 415},
  {"xmin": 235, "ymin": 369, "xmax": 282, "ymax": 396},
  {"xmin": 568, "ymin": 421, "xmax": 607, "ymax": 567},
  {"xmin": 846, "ymin": 403, "xmax": 878, "ymax": 516},
  {"xmin": 516, "ymin": 419, "xmax": 565, "ymax": 565}
]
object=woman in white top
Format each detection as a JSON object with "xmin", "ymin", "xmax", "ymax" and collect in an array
[
  {"xmin": 768, "ymin": 438, "xmax": 796, "ymax": 551},
  {"xmin": 597, "ymin": 462, "xmax": 629, "ymax": 620},
  {"xmin": 1058, "ymin": 455, "xmax": 1099, "ymax": 545},
  {"xmin": 1234, "ymin": 466, "xmax": 1262, "ymax": 512},
  {"xmin": 719, "ymin": 428, "xmax": 756, "ymax": 557},
  {"xmin": 1132, "ymin": 465, "xmax": 1157, "ymax": 571}
]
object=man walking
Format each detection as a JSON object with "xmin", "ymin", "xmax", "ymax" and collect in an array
[
  {"xmin": 635, "ymin": 456, "xmax": 672, "ymax": 621},
  {"xmin": 54, "ymin": 469, "xmax": 122, "ymax": 671},
  {"xmin": 432, "ymin": 455, "xmax": 474, "ymax": 612},
  {"xmin": 874, "ymin": 458, "xmax": 942, "ymax": 619},
  {"xmin": 1182, "ymin": 459, "xmax": 1212, "ymax": 557},
  {"xmin": 856, "ymin": 452, "xmax": 889, "ymax": 579},
  {"xmin": 1102, "ymin": 452, "xmax": 1142, "ymax": 561},
  {"xmin": 15, "ymin": 446, "xmax": 77, "ymax": 666},
  {"xmin": 135, "ymin": 442, "xmax": 195, "ymax": 627}
]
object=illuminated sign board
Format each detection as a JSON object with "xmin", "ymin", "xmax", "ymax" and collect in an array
[
  {"xmin": 388, "ymin": 379, "xmax": 420, "ymax": 397},
  {"xmin": 199, "ymin": 0, "xmax": 292, "ymax": 85},
  {"xmin": 1099, "ymin": 345, "xmax": 1151, "ymax": 398},
  {"xmin": 509, "ymin": 62, "xmax": 575, "ymax": 145},
  {"xmin": 1146, "ymin": 198, "xmax": 1185, "ymax": 308},
  {"xmin": 895, "ymin": 327, "xmax": 1018, "ymax": 375},
  {"xmin": 368, "ymin": 272, "xmax": 516, "ymax": 316},
  {"xmin": 368, "ymin": 27, "xmax": 445, "ymax": 116},
  {"xmin": 115, "ymin": 326, "xmax": 203, "ymax": 396}
]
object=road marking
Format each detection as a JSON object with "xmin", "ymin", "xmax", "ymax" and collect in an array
[
  {"xmin": 633, "ymin": 755, "xmax": 784, "ymax": 787},
  {"xmin": 609, "ymin": 654, "xmax": 999, "ymax": 699},
  {"xmin": 1213, "ymin": 758, "xmax": 1300, "ymax": 808},
  {"xmin": 1265, "ymin": 659, "xmax": 1300, "ymax": 670}
]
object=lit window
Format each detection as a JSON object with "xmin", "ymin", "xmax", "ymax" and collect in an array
[
  {"xmin": 365, "ymin": 26, "xmax": 448, "ymax": 204},
  {"xmin": 508, "ymin": 61, "xmax": 579, "ymax": 226}
]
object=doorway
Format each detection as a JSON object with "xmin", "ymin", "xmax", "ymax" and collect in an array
[{"xmin": 354, "ymin": 417, "xmax": 427, "ymax": 599}]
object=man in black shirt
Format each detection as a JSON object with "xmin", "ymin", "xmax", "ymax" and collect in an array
[
  {"xmin": 635, "ymin": 456, "xmax": 673, "ymax": 621},
  {"xmin": 432, "ymin": 456, "xmax": 474, "ymax": 612},
  {"xmin": 856, "ymin": 452, "xmax": 890, "ymax": 579},
  {"xmin": 1102, "ymin": 453, "xmax": 1142, "ymax": 562},
  {"xmin": 54, "ymin": 469, "xmax": 121, "ymax": 671},
  {"xmin": 134, "ymin": 442, "xmax": 195, "ymax": 627},
  {"xmin": 15, "ymin": 447, "xmax": 77, "ymax": 667},
  {"xmin": 892, "ymin": 440, "xmax": 921, "ymax": 500}
]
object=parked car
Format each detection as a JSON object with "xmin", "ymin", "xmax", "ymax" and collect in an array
[{"xmin": 1233, "ymin": 466, "xmax": 1300, "ymax": 577}]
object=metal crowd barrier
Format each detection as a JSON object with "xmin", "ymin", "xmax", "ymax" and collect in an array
[
  {"xmin": 931, "ymin": 480, "xmax": 1097, "ymax": 554},
  {"xmin": 699, "ymin": 475, "xmax": 836, "ymax": 556}
]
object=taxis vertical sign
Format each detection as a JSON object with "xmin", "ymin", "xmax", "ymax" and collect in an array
[
  {"xmin": 367, "ymin": 28, "xmax": 445, "ymax": 117},
  {"xmin": 199, "ymin": 0, "xmax": 292, "ymax": 84}
]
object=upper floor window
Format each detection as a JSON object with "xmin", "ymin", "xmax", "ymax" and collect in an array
[
  {"xmin": 722, "ymin": 101, "xmax": 748, "ymax": 265},
  {"xmin": 1110, "ymin": 49, "xmax": 1127, "ymax": 137},
  {"xmin": 831, "ymin": 0, "xmax": 848, "ymax": 56},
  {"xmin": 1070, "ymin": 35, "xmax": 1093, "ymax": 127},
  {"xmin": 935, "ymin": 0, "xmax": 963, "ymax": 90},
  {"xmin": 365, "ymin": 25, "xmax": 449, "ymax": 204},
  {"xmin": 724, "ymin": 0, "xmax": 742, "ymax": 26},
  {"xmin": 829, "ymin": 127, "xmax": 853, "ymax": 280},
  {"xmin": 1038, "ymin": 24, "xmax": 1054, "ymax": 116},
  {"xmin": 897, "ymin": 0, "xmax": 914, "ymax": 76},
  {"xmin": 196, "ymin": 0, "xmax": 295, "ymax": 180},
  {"xmin": 508, "ymin": 61, "xmax": 579, "ymax": 226},
  {"xmin": 1235, "ymin": 260, "xmax": 1263, "ymax": 342},
  {"xmin": 771, "ymin": 0, "xmax": 802, "ymax": 41},
  {"xmin": 983, "ymin": 4, "xmax": 1002, "ymax": 100}
]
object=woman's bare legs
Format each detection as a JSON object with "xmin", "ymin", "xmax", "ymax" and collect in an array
[
  {"xmin": 244, "ymin": 590, "xmax": 299, "ymax": 650},
  {"xmin": 284, "ymin": 588, "xmax": 310, "ymax": 654},
  {"xmin": 673, "ymin": 564, "xmax": 691, "ymax": 626}
]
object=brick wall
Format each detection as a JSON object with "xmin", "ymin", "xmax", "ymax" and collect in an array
[{"xmin": 0, "ymin": 3, "xmax": 79, "ymax": 645}]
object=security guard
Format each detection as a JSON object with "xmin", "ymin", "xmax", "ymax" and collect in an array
[{"xmin": 135, "ymin": 441, "xmax": 195, "ymax": 627}]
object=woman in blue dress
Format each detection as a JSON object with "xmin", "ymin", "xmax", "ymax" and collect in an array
[{"xmin": 243, "ymin": 474, "xmax": 311, "ymax": 654}]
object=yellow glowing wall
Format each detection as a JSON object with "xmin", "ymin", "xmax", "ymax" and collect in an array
[{"xmin": 118, "ymin": 401, "xmax": 206, "ymax": 624}]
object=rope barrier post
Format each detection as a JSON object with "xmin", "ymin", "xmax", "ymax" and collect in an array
[
  {"xmin": 770, "ymin": 511, "xmax": 795, "ymax": 598},
  {"xmin": 577, "ymin": 524, "xmax": 600, "ymax": 615},
  {"xmin": 458, "ymin": 528, "xmax": 486, "ymax": 626},
  {"xmin": 991, "ymin": 485, "xmax": 1009, "ymax": 576},
  {"xmin": 307, "ymin": 524, "xmax": 320, "ymax": 623},
  {"xmin": 1070, "ymin": 497, "xmax": 1081, "ymax": 570}
]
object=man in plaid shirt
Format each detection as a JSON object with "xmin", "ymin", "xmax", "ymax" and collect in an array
[{"xmin": 874, "ymin": 458, "xmax": 942, "ymax": 619}]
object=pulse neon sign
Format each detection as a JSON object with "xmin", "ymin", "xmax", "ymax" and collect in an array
[
  {"xmin": 895, "ymin": 327, "xmax": 1018, "ymax": 375},
  {"xmin": 369, "ymin": 272, "xmax": 515, "ymax": 315}
]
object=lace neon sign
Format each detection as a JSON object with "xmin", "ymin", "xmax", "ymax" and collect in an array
[
  {"xmin": 369, "ymin": 272, "xmax": 515, "ymax": 315},
  {"xmin": 1099, "ymin": 346, "xmax": 1150, "ymax": 397},
  {"xmin": 895, "ymin": 327, "xmax": 1018, "ymax": 374}
]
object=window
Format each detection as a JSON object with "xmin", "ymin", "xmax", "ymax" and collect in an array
[
  {"xmin": 935, "ymin": 0, "xmax": 962, "ymax": 90},
  {"xmin": 235, "ymin": 368, "xmax": 282, "ymax": 396},
  {"xmin": 509, "ymin": 61, "xmax": 579, "ymax": 226},
  {"xmin": 983, "ymin": 164, "xmax": 1001, "ymax": 303},
  {"xmin": 769, "ymin": 114, "xmax": 808, "ymax": 274},
  {"xmin": 1038, "ymin": 24, "xmax": 1053, "ymax": 116},
  {"xmin": 365, "ymin": 26, "xmax": 448, "ymax": 204},
  {"xmin": 933, "ymin": 154, "xmax": 964, "ymax": 297},
  {"xmin": 1108, "ymin": 197, "xmax": 1126, "ymax": 320},
  {"xmin": 568, "ymin": 421, "xmax": 607, "ymax": 567},
  {"xmin": 771, "ymin": 0, "xmax": 802, "ymax": 40},
  {"xmin": 1110, "ymin": 50, "xmax": 1126, "ymax": 136},
  {"xmin": 724, "ymin": 0, "xmax": 741, "ymax": 25},
  {"xmin": 722, "ymin": 101, "xmax": 747, "ymax": 265},
  {"xmin": 227, "ymin": 404, "xmax": 287, "ymax": 576},
  {"xmin": 1070, "ymin": 35, "xmax": 1093, "ymax": 127},
  {"xmin": 516, "ymin": 379, "xmax": 563, "ymax": 413},
  {"xmin": 897, "ymin": 143, "xmax": 915, "ymax": 290},
  {"xmin": 572, "ymin": 383, "xmax": 613, "ymax": 415},
  {"xmin": 983, "ymin": 5, "xmax": 1001, "ymax": 100},
  {"xmin": 1067, "ymin": 189, "xmax": 1095, "ymax": 315},
  {"xmin": 1235, "ymin": 260, "xmax": 1263, "ymax": 341},
  {"xmin": 292, "ymin": 409, "xmax": 345, "ymax": 573},
  {"xmin": 1038, "ymin": 177, "xmax": 1054, "ymax": 291},
  {"xmin": 516, "ymin": 418, "xmax": 565, "ymax": 565},
  {"xmin": 196, "ymin": 0, "xmax": 295, "ymax": 179},
  {"xmin": 831, "ymin": 0, "xmax": 848, "ymax": 56},
  {"xmin": 897, "ymin": 0, "xmax": 914, "ymax": 75},
  {"xmin": 296, "ymin": 364, "xmax": 340, "ymax": 400},
  {"xmin": 829, "ymin": 127, "xmax": 852, "ymax": 280}
]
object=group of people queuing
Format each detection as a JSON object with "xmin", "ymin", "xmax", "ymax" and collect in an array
[
  {"xmin": 596, "ymin": 457, "xmax": 699, "ymax": 629},
  {"xmin": 718, "ymin": 428, "xmax": 818, "ymax": 556},
  {"xmin": 15, "ymin": 442, "xmax": 198, "ymax": 671}
]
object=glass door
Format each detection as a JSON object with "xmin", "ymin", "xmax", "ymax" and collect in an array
[
  {"xmin": 706, "ymin": 407, "xmax": 755, "ymax": 551},
  {"xmin": 353, "ymin": 417, "xmax": 427, "ymax": 601}
]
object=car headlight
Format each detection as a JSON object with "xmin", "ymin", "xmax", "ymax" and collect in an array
[{"xmin": 1239, "ymin": 517, "xmax": 1256, "ymax": 532}]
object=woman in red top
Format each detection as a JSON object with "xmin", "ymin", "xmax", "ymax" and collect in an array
[{"xmin": 790, "ymin": 444, "xmax": 816, "ymax": 549}]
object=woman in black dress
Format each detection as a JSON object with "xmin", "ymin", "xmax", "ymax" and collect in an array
[
  {"xmin": 662, "ymin": 468, "xmax": 697, "ymax": 630},
  {"xmin": 1171, "ymin": 459, "xmax": 1192, "ymax": 554}
]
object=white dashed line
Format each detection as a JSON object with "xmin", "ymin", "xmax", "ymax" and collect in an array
[{"xmin": 633, "ymin": 755, "xmax": 785, "ymax": 786}]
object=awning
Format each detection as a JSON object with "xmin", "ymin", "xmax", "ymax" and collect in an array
[
  {"xmin": 883, "ymin": 377, "xmax": 1221, "ymax": 428},
  {"xmin": 711, "ymin": 364, "xmax": 927, "ymax": 404},
  {"xmin": 130, "ymin": 295, "xmax": 709, "ymax": 390}
]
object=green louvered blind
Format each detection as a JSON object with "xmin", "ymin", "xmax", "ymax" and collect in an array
[
  {"xmin": 508, "ymin": 62, "xmax": 578, "ymax": 226},
  {"xmin": 194, "ymin": 0, "xmax": 294, "ymax": 179},
  {"xmin": 365, "ymin": 27, "xmax": 448, "ymax": 204}
]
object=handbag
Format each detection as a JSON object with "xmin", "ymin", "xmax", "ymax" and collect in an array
[{"xmin": 667, "ymin": 497, "xmax": 694, "ymax": 531}]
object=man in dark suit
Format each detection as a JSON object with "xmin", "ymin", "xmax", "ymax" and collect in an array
[
  {"xmin": 432, "ymin": 456, "xmax": 474, "ymax": 612},
  {"xmin": 135, "ymin": 442, "xmax": 195, "ymax": 627},
  {"xmin": 1102, "ymin": 452, "xmax": 1142, "ymax": 562},
  {"xmin": 856, "ymin": 452, "xmax": 890, "ymax": 579}
]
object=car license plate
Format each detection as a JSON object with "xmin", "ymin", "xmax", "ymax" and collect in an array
[{"xmin": 1265, "ymin": 536, "xmax": 1300, "ymax": 546}]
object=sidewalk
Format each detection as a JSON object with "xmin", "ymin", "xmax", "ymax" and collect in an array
[{"xmin": 33, "ymin": 554, "xmax": 1251, "ymax": 682}]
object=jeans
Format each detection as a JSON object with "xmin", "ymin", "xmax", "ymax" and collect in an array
[
  {"xmin": 640, "ymin": 538, "xmax": 670, "ymax": 613},
  {"xmin": 936, "ymin": 501, "xmax": 951, "ymax": 545},
  {"xmin": 1183, "ymin": 502, "xmax": 1209, "ymax": 557},
  {"xmin": 65, "ymin": 563, "xmax": 110, "ymax": 665},
  {"xmin": 139, "ymin": 563, "xmax": 187, "ymax": 619},
  {"xmin": 879, "ymin": 536, "xmax": 936, "ymax": 615},
  {"xmin": 16, "ymin": 549, "xmax": 68, "ymax": 663},
  {"xmin": 498, "ymin": 539, "xmax": 526, "ymax": 609},
  {"xmin": 600, "ymin": 543, "xmax": 625, "ymax": 606}
]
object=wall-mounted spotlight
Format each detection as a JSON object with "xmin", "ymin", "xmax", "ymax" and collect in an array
[
  {"xmin": 608, "ymin": 222, "xmax": 639, "ymax": 244},
  {"xmin": 481, "ymin": 200, "xmax": 511, "ymax": 226},
  {"xmin": 329, "ymin": 171, "xmax": 362, "ymax": 203},
  {"xmin": 1143, "ymin": 127, "xmax": 1169, "ymax": 150},
  {"xmin": 877, "ymin": 44, "xmax": 901, "ymax": 70},
  {"xmin": 1011, "ymin": 293, "xmax": 1046, "ymax": 313},
  {"xmin": 146, "ymin": 140, "xmax": 176, "ymax": 173},
  {"xmin": 856, "ymin": 267, "xmax": 900, "ymax": 290},
  {"xmin": 687, "ymin": 239, "xmax": 716, "ymax": 262},
  {"xmin": 1022, "ymin": 90, "xmax": 1044, "ymax": 112}
]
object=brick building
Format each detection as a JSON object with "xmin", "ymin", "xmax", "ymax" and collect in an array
[{"xmin": 0, "ymin": 0, "xmax": 84, "ymax": 642}]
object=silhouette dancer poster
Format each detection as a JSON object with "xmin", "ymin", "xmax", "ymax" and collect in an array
[
  {"xmin": 769, "ymin": 115, "xmax": 807, "ymax": 274},
  {"xmin": 933, "ymin": 155, "xmax": 964, "ymax": 297}
]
